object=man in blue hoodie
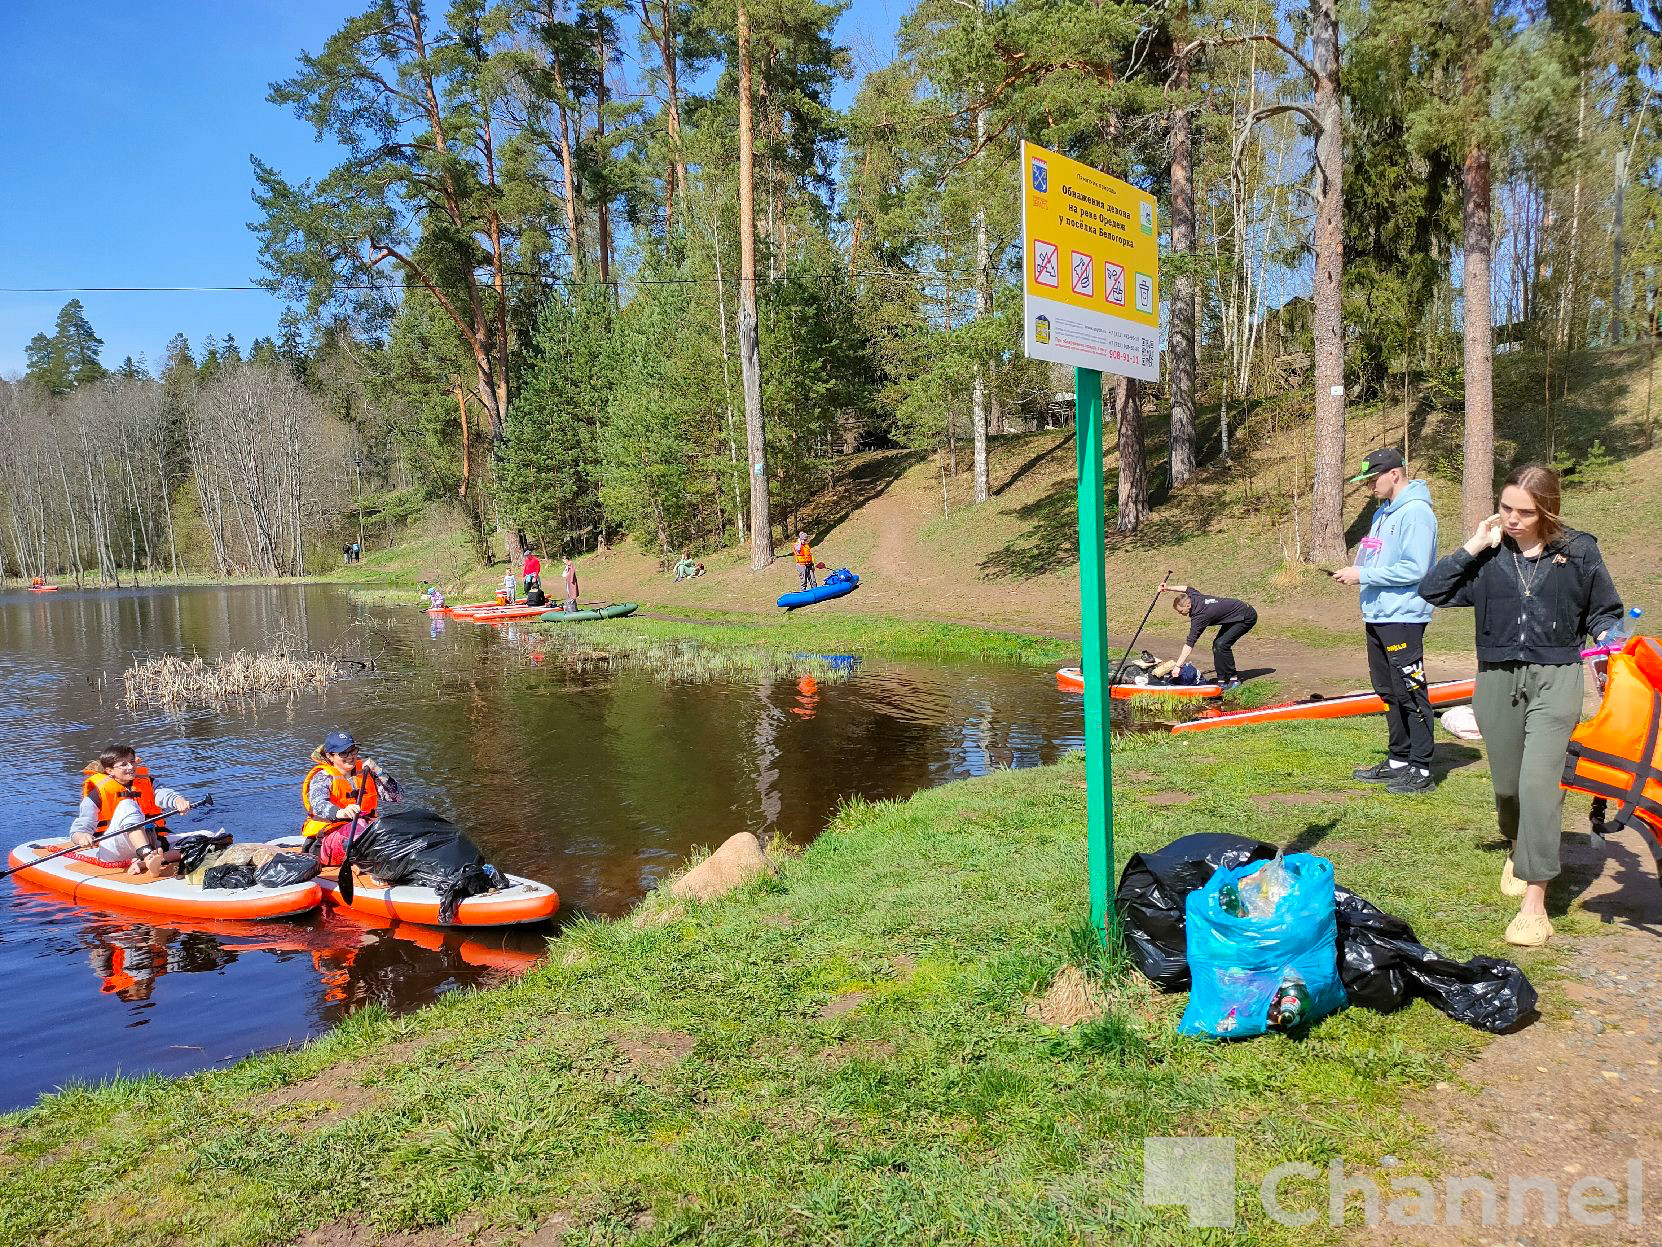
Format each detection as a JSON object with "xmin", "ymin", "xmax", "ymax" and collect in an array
[{"xmin": 1332, "ymin": 448, "xmax": 1439, "ymax": 794}]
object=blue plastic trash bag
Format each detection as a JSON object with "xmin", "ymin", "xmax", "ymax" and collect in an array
[{"xmin": 1178, "ymin": 853, "xmax": 1347, "ymax": 1039}]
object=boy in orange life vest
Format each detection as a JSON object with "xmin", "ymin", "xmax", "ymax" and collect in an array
[
  {"xmin": 793, "ymin": 531, "xmax": 817, "ymax": 591},
  {"xmin": 70, "ymin": 745, "xmax": 192, "ymax": 877},
  {"xmin": 301, "ymin": 731, "xmax": 401, "ymax": 866}
]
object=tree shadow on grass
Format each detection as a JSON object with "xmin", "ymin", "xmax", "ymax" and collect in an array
[
  {"xmin": 979, "ymin": 476, "xmax": 1090, "ymax": 579},
  {"xmin": 993, "ymin": 431, "xmax": 1075, "ymax": 497},
  {"xmin": 806, "ymin": 449, "xmax": 926, "ymax": 544}
]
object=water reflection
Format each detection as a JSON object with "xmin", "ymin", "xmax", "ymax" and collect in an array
[{"xmin": 0, "ymin": 585, "xmax": 1083, "ymax": 1107}]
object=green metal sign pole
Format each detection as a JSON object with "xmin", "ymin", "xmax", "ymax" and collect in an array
[{"xmin": 1074, "ymin": 366, "xmax": 1115, "ymax": 941}]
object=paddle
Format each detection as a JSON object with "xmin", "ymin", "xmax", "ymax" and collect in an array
[
  {"xmin": 1111, "ymin": 571, "xmax": 1174, "ymax": 689},
  {"xmin": 2, "ymin": 795, "xmax": 215, "ymax": 880}
]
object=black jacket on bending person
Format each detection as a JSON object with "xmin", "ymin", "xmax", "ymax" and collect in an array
[
  {"xmin": 1182, "ymin": 589, "xmax": 1255, "ymax": 648},
  {"xmin": 1418, "ymin": 529, "xmax": 1623, "ymax": 666}
]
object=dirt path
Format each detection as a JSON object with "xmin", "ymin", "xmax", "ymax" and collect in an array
[{"xmin": 1357, "ymin": 822, "xmax": 1662, "ymax": 1244}]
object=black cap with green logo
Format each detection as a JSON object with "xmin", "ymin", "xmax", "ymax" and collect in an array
[{"xmin": 1349, "ymin": 447, "xmax": 1404, "ymax": 483}]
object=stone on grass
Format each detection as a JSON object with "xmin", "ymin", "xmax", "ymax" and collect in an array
[{"xmin": 669, "ymin": 832, "xmax": 773, "ymax": 903}]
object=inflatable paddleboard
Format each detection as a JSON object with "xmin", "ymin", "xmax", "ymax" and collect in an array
[
  {"xmin": 6, "ymin": 839, "xmax": 323, "ymax": 921},
  {"xmin": 270, "ymin": 838, "xmax": 558, "ymax": 927},
  {"xmin": 1055, "ymin": 668, "xmax": 1225, "ymax": 699},
  {"xmin": 1171, "ymin": 678, "xmax": 1477, "ymax": 733}
]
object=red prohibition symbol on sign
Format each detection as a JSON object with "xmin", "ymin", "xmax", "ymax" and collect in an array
[
  {"xmin": 1103, "ymin": 261, "xmax": 1126, "ymax": 306},
  {"xmin": 1033, "ymin": 239, "xmax": 1059, "ymax": 288}
]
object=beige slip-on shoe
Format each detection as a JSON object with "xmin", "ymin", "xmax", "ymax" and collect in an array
[
  {"xmin": 1504, "ymin": 911, "xmax": 1554, "ymax": 947},
  {"xmin": 1499, "ymin": 853, "xmax": 1527, "ymax": 899}
]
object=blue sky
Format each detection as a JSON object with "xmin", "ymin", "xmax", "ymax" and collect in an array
[{"xmin": 0, "ymin": 1, "xmax": 904, "ymax": 377}]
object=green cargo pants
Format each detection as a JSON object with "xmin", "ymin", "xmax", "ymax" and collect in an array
[{"xmin": 1473, "ymin": 661, "xmax": 1585, "ymax": 883}]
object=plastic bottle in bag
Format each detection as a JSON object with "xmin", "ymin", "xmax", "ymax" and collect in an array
[
  {"xmin": 1237, "ymin": 852, "xmax": 1292, "ymax": 917},
  {"xmin": 1218, "ymin": 881, "xmax": 1247, "ymax": 917}
]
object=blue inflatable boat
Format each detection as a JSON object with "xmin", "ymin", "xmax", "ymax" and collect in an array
[{"xmin": 777, "ymin": 568, "xmax": 860, "ymax": 611}]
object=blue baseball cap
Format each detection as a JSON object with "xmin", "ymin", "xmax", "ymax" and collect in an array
[{"xmin": 323, "ymin": 730, "xmax": 356, "ymax": 754}]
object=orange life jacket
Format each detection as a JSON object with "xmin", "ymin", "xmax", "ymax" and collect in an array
[
  {"xmin": 1562, "ymin": 635, "xmax": 1662, "ymax": 839},
  {"xmin": 301, "ymin": 759, "xmax": 379, "ymax": 839},
  {"xmin": 795, "ymin": 542, "xmax": 813, "ymax": 566},
  {"xmin": 82, "ymin": 762, "xmax": 166, "ymax": 833}
]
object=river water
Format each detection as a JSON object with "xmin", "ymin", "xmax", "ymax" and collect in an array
[{"xmin": 0, "ymin": 585, "xmax": 1088, "ymax": 1110}]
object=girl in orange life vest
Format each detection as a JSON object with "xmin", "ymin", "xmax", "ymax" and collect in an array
[
  {"xmin": 1419, "ymin": 464, "xmax": 1624, "ymax": 947},
  {"xmin": 69, "ymin": 745, "xmax": 192, "ymax": 877},
  {"xmin": 793, "ymin": 531, "xmax": 817, "ymax": 592},
  {"xmin": 301, "ymin": 730, "xmax": 401, "ymax": 866}
]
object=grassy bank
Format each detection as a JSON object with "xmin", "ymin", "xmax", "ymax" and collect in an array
[
  {"xmin": 537, "ymin": 607, "xmax": 1075, "ymax": 666},
  {"xmin": 1, "ymin": 719, "xmax": 1566, "ymax": 1246}
]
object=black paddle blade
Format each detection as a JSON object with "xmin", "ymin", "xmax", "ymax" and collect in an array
[{"xmin": 337, "ymin": 826, "xmax": 355, "ymax": 905}]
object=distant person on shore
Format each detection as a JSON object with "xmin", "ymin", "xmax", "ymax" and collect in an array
[
  {"xmin": 301, "ymin": 731, "xmax": 401, "ymax": 866},
  {"xmin": 70, "ymin": 745, "xmax": 192, "ymax": 877},
  {"xmin": 1419, "ymin": 464, "xmax": 1623, "ymax": 947},
  {"xmin": 793, "ymin": 532, "xmax": 817, "ymax": 591},
  {"xmin": 422, "ymin": 584, "xmax": 446, "ymax": 610},
  {"xmin": 522, "ymin": 550, "xmax": 541, "ymax": 595},
  {"xmin": 673, "ymin": 552, "xmax": 703, "ymax": 582},
  {"xmin": 1332, "ymin": 448, "xmax": 1439, "ymax": 795},
  {"xmin": 502, "ymin": 569, "xmax": 517, "ymax": 604},
  {"xmin": 562, "ymin": 557, "xmax": 580, "ymax": 613},
  {"xmin": 343, "ymin": 544, "xmax": 352, "ymax": 566},
  {"xmin": 1158, "ymin": 582, "xmax": 1257, "ymax": 690}
]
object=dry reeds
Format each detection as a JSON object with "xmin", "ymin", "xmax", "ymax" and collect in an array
[
  {"xmin": 523, "ymin": 629, "xmax": 855, "ymax": 685},
  {"xmin": 123, "ymin": 650, "xmax": 344, "ymax": 708}
]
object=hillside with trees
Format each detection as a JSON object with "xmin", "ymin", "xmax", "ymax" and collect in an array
[{"xmin": 3, "ymin": 0, "xmax": 1659, "ymax": 587}]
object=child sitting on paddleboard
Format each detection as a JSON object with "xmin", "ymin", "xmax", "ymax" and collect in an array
[
  {"xmin": 1160, "ymin": 582, "xmax": 1258, "ymax": 691},
  {"xmin": 70, "ymin": 745, "xmax": 193, "ymax": 877}
]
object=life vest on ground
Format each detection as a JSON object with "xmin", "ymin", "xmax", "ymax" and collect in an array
[
  {"xmin": 301, "ymin": 760, "xmax": 379, "ymax": 840},
  {"xmin": 795, "ymin": 542, "xmax": 813, "ymax": 565},
  {"xmin": 1562, "ymin": 635, "xmax": 1662, "ymax": 840},
  {"xmin": 82, "ymin": 762, "xmax": 165, "ymax": 833}
]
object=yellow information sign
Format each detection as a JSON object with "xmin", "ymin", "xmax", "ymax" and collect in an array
[{"xmin": 1020, "ymin": 140, "xmax": 1160, "ymax": 380}]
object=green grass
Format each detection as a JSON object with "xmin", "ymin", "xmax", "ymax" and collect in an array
[
  {"xmin": 0, "ymin": 720, "xmax": 1575, "ymax": 1246},
  {"xmin": 554, "ymin": 607, "xmax": 1076, "ymax": 666}
]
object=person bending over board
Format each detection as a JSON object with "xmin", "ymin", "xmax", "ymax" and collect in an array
[
  {"xmin": 70, "ymin": 745, "xmax": 193, "ymax": 877},
  {"xmin": 1159, "ymin": 583, "xmax": 1257, "ymax": 690}
]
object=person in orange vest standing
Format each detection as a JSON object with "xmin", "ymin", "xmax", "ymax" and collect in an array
[
  {"xmin": 1420, "ymin": 464, "xmax": 1624, "ymax": 947},
  {"xmin": 301, "ymin": 731, "xmax": 401, "ymax": 865},
  {"xmin": 793, "ymin": 531, "xmax": 818, "ymax": 592},
  {"xmin": 70, "ymin": 745, "xmax": 192, "ymax": 877}
]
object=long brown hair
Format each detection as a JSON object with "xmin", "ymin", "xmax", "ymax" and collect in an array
[{"xmin": 1502, "ymin": 463, "xmax": 1565, "ymax": 547}]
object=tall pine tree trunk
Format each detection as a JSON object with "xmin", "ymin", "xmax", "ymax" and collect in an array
[
  {"xmin": 1115, "ymin": 376, "xmax": 1149, "ymax": 533},
  {"xmin": 970, "ymin": 0, "xmax": 991, "ymax": 505},
  {"xmin": 1460, "ymin": 52, "xmax": 1495, "ymax": 533},
  {"xmin": 1168, "ymin": 9, "xmax": 1197, "ymax": 488},
  {"xmin": 737, "ymin": 0, "xmax": 772, "ymax": 568},
  {"xmin": 1309, "ymin": 0, "xmax": 1347, "ymax": 563}
]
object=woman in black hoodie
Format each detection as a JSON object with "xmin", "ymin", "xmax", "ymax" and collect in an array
[{"xmin": 1419, "ymin": 464, "xmax": 1624, "ymax": 947}]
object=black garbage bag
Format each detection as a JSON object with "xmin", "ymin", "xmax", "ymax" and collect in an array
[
  {"xmin": 1115, "ymin": 833, "xmax": 1278, "ymax": 989},
  {"xmin": 256, "ymin": 853, "xmax": 321, "ymax": 888},
  {"xmin": 1119, "ymin": 835, "xmax": 1538, "ymax": 1032},
  {"xmin": 1332, "ymin": 887, "xmax": 1415, "ymax": 1013},
  {"xmin": 203, "ymin": 863, "xmax": 258, "ymax": 890},
  {"xmin": 173, "ymin": 832, "xmax": 234, "ymax": 875},
  {"xmin": 341, "ymin": 808, "xmax": 506, "ymax": 924},
  {"xmin": 1333, "ymin": 887, "xmax": 1535, "ymax": 1032}
]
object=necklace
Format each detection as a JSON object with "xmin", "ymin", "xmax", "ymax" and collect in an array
[{"xmin": 1511, "ymin": 546, "xmax": 1546, "ymax": 598}]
